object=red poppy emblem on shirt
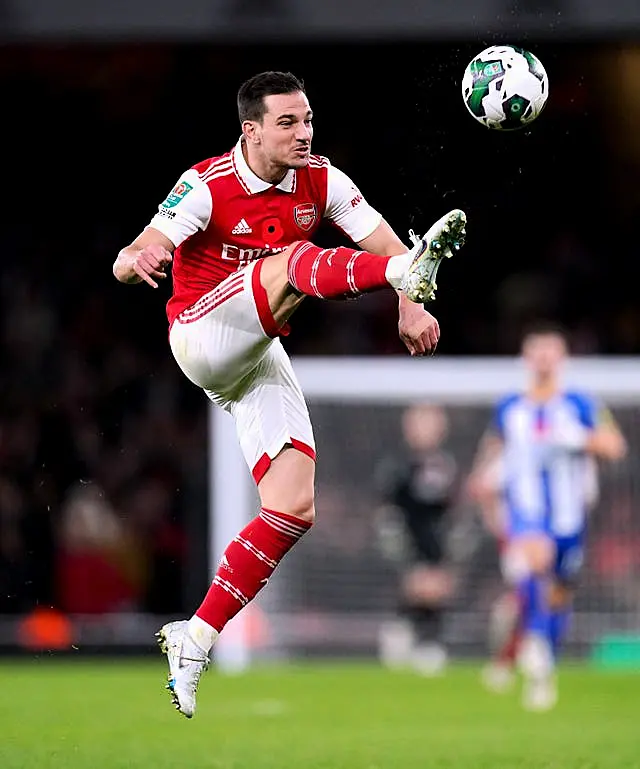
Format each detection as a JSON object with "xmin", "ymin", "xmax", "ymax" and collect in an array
[{"xmin": 293, "ymin": 203, "xmax": 317, "ymax": 232}]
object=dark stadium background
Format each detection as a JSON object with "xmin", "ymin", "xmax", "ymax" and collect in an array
[
  {"xmin": 1, "ymin": 26, "xmax": 639, "ymax": 639},
  {"xmin": 4, "ymin": 41, "xmax": 638, "ymax": 360}
]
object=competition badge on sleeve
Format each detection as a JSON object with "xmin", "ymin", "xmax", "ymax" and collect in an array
[{"xmin": 162, "ymin": 181, "xmax": 194, "ymax": 209}]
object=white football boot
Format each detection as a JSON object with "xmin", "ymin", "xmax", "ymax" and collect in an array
[
  {"xmin": 156, "ymin": 620, "xmax": 209, "ymax": 719},
  {"xmin": 518, "ymin": 632, "xmax": 558, "ymax": 712},
  {"xmin": 411, "ymin": 642, "xmax": 448, "ymax": 677},
  {"xmin": 378, "ymin": 619, "xmax": 415, "ymax": 669},
  {"xmin": 400, "ymin": 209, "xmax": 467, "ymax": 303},
  {"xmin": 522, "ymin": 675, "xmax": 558, "ymax": 712},
  {"xmin": 481, "ymin": 661, "xmax": 516, "ymax": 693}
]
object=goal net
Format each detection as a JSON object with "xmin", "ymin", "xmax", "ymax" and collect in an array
[{"xmin": 209, "ymin": 356, "xmax": 639, "ymax": 669}]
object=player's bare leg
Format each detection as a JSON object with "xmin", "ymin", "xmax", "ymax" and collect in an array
[
  {"xmin": 257, "ymin": 446, "xmax": 316, "ymax": 520},
  {"xmin": 521, "ymin": 580, "xmax": 572, "ymax": 711},
  {"xmin": 257, "ymin": 209, "xmax": 467, "ymax": 325},
  {"xmin": 481, "ymin": 591, "xmax": 521, "ymax": 693},
  {"xmin": 501, "ymin": 534, "xmax": 558, "ymax": 711},
  {"xmin": 402, "ymin": 565, "xmax": 453, "ymax": 676},
  {"xmin": 189, "ymin": 448, "xmax": 315, "ymax": 652}
]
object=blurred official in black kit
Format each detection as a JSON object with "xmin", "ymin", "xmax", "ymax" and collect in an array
[{"xmin": 376, "ymin": 403, "xmax": 457, "ymax": 675}]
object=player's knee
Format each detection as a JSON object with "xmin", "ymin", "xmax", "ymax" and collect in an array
[
  {"xmin": 262, "ymin": 487, "xmax": 316, "ymax": 523},
  {"xmin": 288, "ymin": 499, "xmax": 316, "ymax": 524},
  {"xmin": 403, "ymin": 566, "xmax": 453, "ymax": 604},
  {"xmin": 501, "ymin": 547, "xmax": 532, "ymax": 585},
  {"xmin": 258, "ymin": 447, "xmax": 316, "ymax": 523},
  {"xmin": 282, "ymin": 240, "xmax": 306, "ymax": 257},
  {"xmin": 503, "ymin": 534, "xmax": 553, "ymax": 582},
  {"xmin": 279, "ymin": 479, "xmax": 316, "ymax": 522},
  {"xmin": 548, "ymin": 581, "xmax": 572, "ymax": 609},
  {"xmin": 267, "ymin": 490, "xmax": 315, "ymax": 523},
  {"xmin": 261, "ymin": 491, "xmax": 315, "ymax": 523},
  {"xmin": 263, "ymin": 242, "xmax": 304, "ymax": 272}
]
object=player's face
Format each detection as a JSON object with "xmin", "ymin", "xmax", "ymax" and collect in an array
[
  {"xmin": 402, "ymin": 405, "xmax": 448, "ymax": 451},
  {"xmin": 522, "ymin": 333, "xmax": 567, "ymax": 378},
  {"xmin": 257, "ymin": 91, "xmax": 313, "ymax": 169}
]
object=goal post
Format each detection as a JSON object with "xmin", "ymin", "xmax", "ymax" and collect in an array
[
  {"xmin": 209, "ymin": 356, "xmax": 640, "ymax": 671},
  {"xmin": 291, "ymin": 356, "xmax": 640, "ymax": 403}
]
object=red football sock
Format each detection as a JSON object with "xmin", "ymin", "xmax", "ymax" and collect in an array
[
  {"xmin": 196, "ymin": 508, "xmax": 312, "ymax": 633},
  {"xmin": 287, "ymin": 241, "xmax": 392, "ymax": 299},
  {"xmin": 498, "ymin": 626, "xmax": 522, "ymax": 664},
  {"xmin": 498, "ymin": 594, "xmax": 523, "ymax": 664}
]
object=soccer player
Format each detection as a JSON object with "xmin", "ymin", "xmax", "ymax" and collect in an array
[
  {"xmin": 468, "ymin": 323, "xmax": 626, "ymax": 710},
  {"xmin": 112, "ymin": 71, "xmax": 467, "ymax": 717},
  {"xmin": 376, "ymin": 404, "xmax": 457, "ymax": 675}
]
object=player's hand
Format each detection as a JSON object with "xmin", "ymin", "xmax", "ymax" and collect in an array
[
  {"xmin": 398, "ymin": 298, "xmax": 440, "ymax": 356},
  {"xmin": 132, "ymin": 244, "xmax": 173, "ymax": 288},
  {"xmin": 588, "ymin": 427, "xmax": 627, "ymax": 461}
]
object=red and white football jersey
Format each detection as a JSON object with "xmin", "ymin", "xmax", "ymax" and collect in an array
[{"xmin": 147, "ymin": 138, "xmax": 382, "ymax": 326}]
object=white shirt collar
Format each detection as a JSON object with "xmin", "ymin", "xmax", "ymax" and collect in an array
[{"xmin": 232, "ymin": 138, "xmax": 296, "ymax": 194}]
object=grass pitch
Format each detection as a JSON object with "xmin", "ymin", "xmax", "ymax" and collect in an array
[{"xmin": 1, "ymin": 659, "xmax": 639, "ymax": 769}]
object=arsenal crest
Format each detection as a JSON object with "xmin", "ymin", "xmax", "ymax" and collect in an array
[{"xmin": 293, "ymin": 203, "xmax": 317, "ymax": 232}]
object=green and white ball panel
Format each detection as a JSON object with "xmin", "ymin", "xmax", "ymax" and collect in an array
[{"xmin": 462, "ymin": 45, "xmax": 549, "ymax": 130}]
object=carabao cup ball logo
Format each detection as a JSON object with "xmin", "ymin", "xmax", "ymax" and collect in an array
[{"xmin": 462, "ymin": 45, "xmax": 549, "ymax": 130}]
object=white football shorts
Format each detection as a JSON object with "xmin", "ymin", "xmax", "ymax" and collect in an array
[{"xmin": 169, "ymin": 260, "xmax": 315, "ymax": 483}]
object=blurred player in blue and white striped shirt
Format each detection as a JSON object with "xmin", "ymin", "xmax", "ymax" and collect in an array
[{"xmin": 469, "ymin": 323, "xmax": 626, "ymax": 710}]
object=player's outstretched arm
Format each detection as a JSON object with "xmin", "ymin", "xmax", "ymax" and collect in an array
[
  {"xmin": 552, "ymin": 402, "xmax": 628, "ymax": 461},
  {"xmin": 466, "ymin": 430, "xmax": 505, "ymax": 538},
  {"xmin": 113, "ymin": 228, "xmax": 175, "ymax": 289},
  {"xmin": 587, "ymin": 408, "xmax": 628, "ymax": 461}
]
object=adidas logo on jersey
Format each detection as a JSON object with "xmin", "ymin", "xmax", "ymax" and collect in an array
[{"xmin": 232, "ymin": 218, "xmax": 253, "ymax": 235}]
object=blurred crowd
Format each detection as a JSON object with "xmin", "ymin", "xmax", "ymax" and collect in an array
[
  {"xmin": 1, "ymin": 41, "xmax": 639, "ymax": 623},
  {"xmin": 0, "ymin": 259, "xmax": 207, "ymax": 616}
]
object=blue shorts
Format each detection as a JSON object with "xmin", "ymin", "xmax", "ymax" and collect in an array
[{"xmin": 505, "ymin": 518, "xmax": 585, "ymax": 585}]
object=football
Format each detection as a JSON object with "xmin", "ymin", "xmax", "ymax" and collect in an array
[{"xmin": 462, "ymin": 45, "xmax": 549, "ymax": 130}]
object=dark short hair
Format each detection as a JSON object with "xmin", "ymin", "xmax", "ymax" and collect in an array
[
  {"xmin": 521, "ymin": 319, "xmax": 568, "ymax": 344},
  {"xmin": 237, "ymin": 71, "xmax": 306, "ymax": 124}
]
